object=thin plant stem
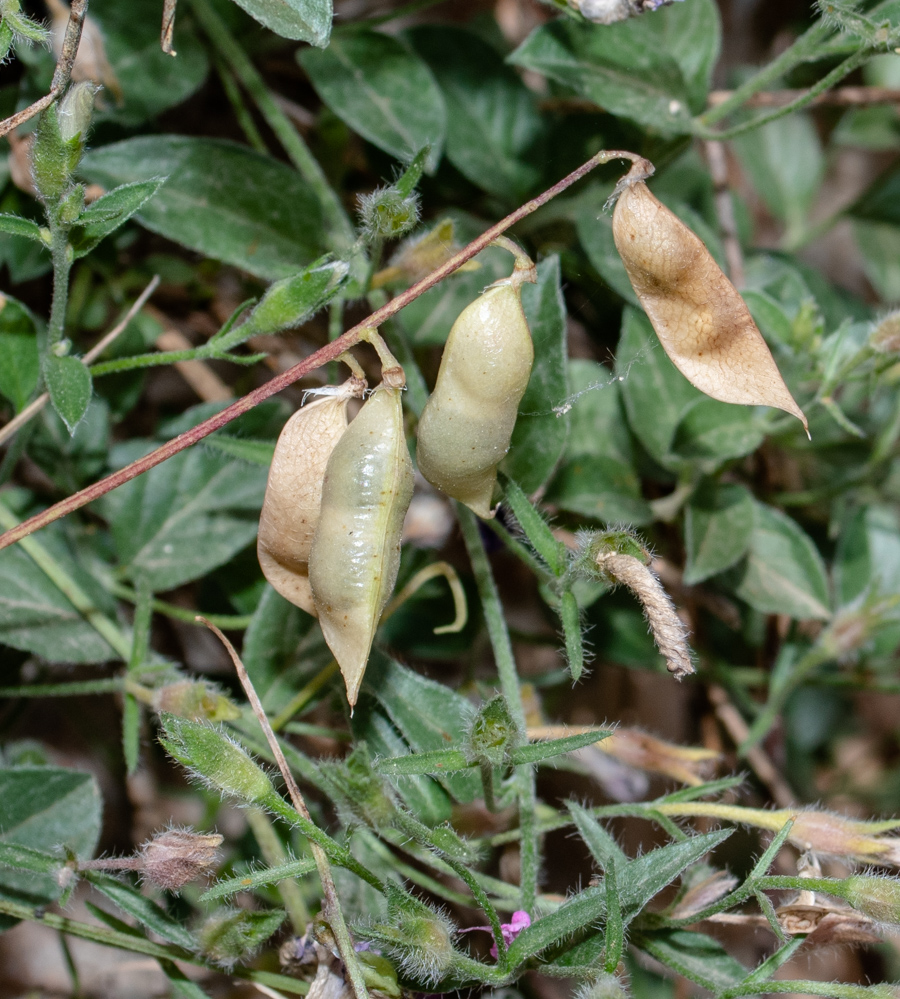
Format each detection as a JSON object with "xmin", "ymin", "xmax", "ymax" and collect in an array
[
  {"xmin": 200, "ymin": 619, "xmax": 371, "ymax": 999},
  {"xmin": 271, "ymin": 661, "xmax": 340, "ymax": 732},
  {"xmin": 0, "ymin": 0, "xmax": 88, "ymax": 137},
  {"xmin": 0, "ymin": 147, "xmax": 617, "ymax": 554},
  {"xmin": 457, "ymin": 504, "xmax": 539, "ymax": 912},
  {"xmin": 189, "ymin": 0, "xmax": 355, "ymax": 251},
  {"xmin": 0, "ymin": 678, "xmax": 125, "ymax": 697},
  {"xmin": 0, "ymin": 898, "xmax": 310, "ymax": 995},
  {"xmin": 0, "ymin": 496, "xmax": 131, "ymax": 659},
  {"xmin": 214, "ymin": 56, "xmax": 268, "ymax": 154},
  {"xmin": 111, "ymin": 582, "xmax": 252, "ymax": 630},
  {"xmin": 695, "ymin": 48, "xmax": 871, "ymax": 141},
  {"xmin": 47, "ymin": 218, "xmax": 73, "ymax": 352},
  {"xmin": 697, "ymin": 18, "xmax": 834, "ymax": 127}
]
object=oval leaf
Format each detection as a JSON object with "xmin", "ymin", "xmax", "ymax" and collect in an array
[
  {"xmin": 230, "ymin": 0, "xmax": 332, "ymax": 45},
  {"xmin": 43, "ymin": 354, "xmax": 92, "ymax": 434}
]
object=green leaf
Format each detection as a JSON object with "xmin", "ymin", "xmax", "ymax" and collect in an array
[
  {"xmin": 636, "ymin": 929, "xmax": 747, "ymax": 991},
  {"xmin": 508, "ymin": 19, "xmax": 692, "ymax": 137},
  {"xmin": 563, "ymin": 360, "xmax": 634, "ymax": 464},
  {"xmin": 853, "ymin": 220, "xmax": 900, "ymax": 302},
  {"xmin": 547, "ymin": 454, "xmax": 651, "ymax": 526},
  {"xmin": 733, "ymin": 114, "xmax": 824, "ymax": 245},
  {"xmin": 200, "ymin": 857, "xmax": 318, "ymax": 902},
  {"xmin": 89, "ymin": 874, "xmax": 196, "ymax": 949},
  {"xmin": 683, "ymin": 483, "xmax": 755, "ymax": 585},
  {"xmin": 300, "ymin": 31, "xmax": 444, "ymax": 170},
  {"xmin": 99, "ymin": 447, "xmax": 268, "ymax": 592},
  {"xmin": 43, "ymin": 354, "xmax": 92, "ymax": 434},
  {"xmin": 0, "ymin": 522, "xmax": 118, "ymax": 663},
  {"xmin": 502, "ymin": 477, "xmax": 567, "ymax": 575},
  {"xmin": 0, "ymin": 767, "xmax": 101, "ymax": 908},
  {"xmin": 504, "ymin": 255, "xmax": 569, "ymax": 491},
  {"xmin": 374, "ymin": 747, "xmax": 471, "ymax": 776},
  {"xmin": 89, "ymin": 0, "xmax": 210, "ymax": 128},
  {"xmin": 80, "ymin": 137, "xmax": 326, "ymax": 281},
  {"xmin": 617, "ymin": 829, "xmax": 732, "ymax": 923},
  {"xmin": 672, "ymin": 398, "xmax": 765, "ymax": 464},
  {"xmin": 834, "ymin": 505, "xmax": 900, "ymax": 606},
  {"xmin": 647, "ymin": 0, "xmax": 721, "ymax": 113},
  {"xmin": 243, "ymin": 586, "xmax": 312, "ymax": 699},
  {"xmin": 361, "ymin": 653, "xmax": 480, "ymax": 804},
  {"xmin": 160, "ymin": 961, "xmax": 214, "ymax": 999},
  {"xmin": 230, "ymin": 0, "xmax": 332, "ymax": 44},
  {"xmin": 851, "ymin": 160, "xmax": 900, "ymax": 227},
  {"xmin": 577, "ymin": 192, "xmax": 640, "ymax": 307},
  {"xmin": 510, "ymin": 729, "xmax": 611, "ymax": 765},
  {"xmin": 406, "ymin": 26, "xmax": 541, "ymax": 201},
  {"xmin": 70, "ymin": 178, "xmax": 166, "ymax": 259},
  {"xmin": 617, "ymin": 308, "xmax": 699, "ymax": 467},
  {"xmin": 231, "ymin": 256, "xmax": 351, "ymax": 344},
  {"xmin": 569, "ymin": 801, "xmax": 628, "ymax": 869},
  {"xmin": 733, "ymin": 502, "xmax": 831, "ymax": 620},
  {"xmin": 0, "ymin": 214, "xmax": 44, "ymax": 242},
  {"xmin": 560, "ymin": 589, "xmax": 585, "ymax": 681},
  {"xmin": 0, "ymin": 296, "xmax": 40, "ymax": 412},
  {"xmin": 0, "ymin": 841, "xmax": 65, "ymax": 876}
]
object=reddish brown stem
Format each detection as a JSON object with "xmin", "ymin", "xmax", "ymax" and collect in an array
[{"xmin": 0, "ymin": 149, "xmax": 621, "ymax": 553}]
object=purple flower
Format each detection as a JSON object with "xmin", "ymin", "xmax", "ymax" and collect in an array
[{"xmin": 459, "ymin": 910, "xmax": 531, "ymax": 959}]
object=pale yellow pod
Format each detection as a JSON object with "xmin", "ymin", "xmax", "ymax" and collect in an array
[
  {"xmin": 416, "ymin": 278, "xmax": 534, "ymax": 518},
  {"xmin": 308, "ymin": 378, "xmax": 414, "ymax": 707},
  {"xmin": 257, "ymin": 378, "xmax": 365, "ymax": 616},
  {"xmin": 612, "ymin": 180, "xmax": 808, "ymax": 433}
]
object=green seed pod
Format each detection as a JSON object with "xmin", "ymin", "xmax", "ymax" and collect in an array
[
  {"xmin": 308, "ymin": 371, "xmax": 414, "ymax": 707},
  {"xmin": 257, "ymin": 377, "xmax": 366, "ymax": 616},
  {"xmin": 416, "ymin": 260, "xmax": 536, "ymax": 518}
]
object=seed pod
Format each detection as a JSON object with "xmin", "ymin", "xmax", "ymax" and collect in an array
[
  {"xmin": 416, "ymin": 260, "xmax": 536, "ymax": 518},
  {"xmin": 612, "ymin": 173, "xmax": 807, "ymax": 432},
  {"xmin": 257, "ymin": 377, "xmax": 366, "ymax": 616},
  {"xmin": 308, "ymin": 372, "xmax": 414, "ymax": 707}
]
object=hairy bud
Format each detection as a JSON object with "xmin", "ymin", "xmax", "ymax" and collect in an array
[
  {"xmin": 154, "ymin": 680, "xmax": 241, "ymax": 722},
  {"xmin": 199, "ymin": 907, "xmax": 286, "ymax": 968},
  {"xmin": 358, "ymin": 186, "xmax": 421, "ymax": 240},
  {"xmin": 467, "ymin": 696, "xmax": 518, "ymax": 767},
  {"xmin": 140, "ymin": 828, "xmax": 223, "ymax": 891}
]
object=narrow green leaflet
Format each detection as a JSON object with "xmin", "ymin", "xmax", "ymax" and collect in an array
[
  {"xmin": 672, "ymin": 398, "xmax": 764, "ymax": 464},
  {"xmin": 0, "ymin": 214, "xmax": 44, "ymax": 242},
  {"xmin": 683, "ymin": 483, "xmax": 755, "ymax": 584},
  {"xmin": 502, "ymin": 476, "xmax": 567, "ymax": 574},
  {"xmin": 99, "ymin": 447, "xmax": 268, "ymax": 592},
  {"xmin": 230, "ymin": 0, "xmax": 332, "ymax": 45},
  {"xmin": 506, "ymin": 883, "xmax": 608, "ymax": 965},
  {"xmin": 361, "ymin": 653, "xmax": 480, "ymax": 803},
  {"xmin": 0, "ymin": 524, "xmax": 118, "ymax": 663},
  {"xmin": 508, "ymin": 20, "xmax": 692, "ymax": 137},
  {"xmin": 406, "ymin": 26, "xmax": 542, "ymax": 201},
  {"xmin": 568, "ymin": 802, "xmax": 628, "ymax": 869},
  {"xmin": 0, "ymin": 767, "xmax": 101, "ymax": 907},
  {"xmin": 80, "ymin": 137, "xmax": 326, "ymax": 281},
  {"xmin": 733, "ymin": 114, "xmax": 824, "ymax": 246},
  {"xmin": 733, "ymin": 502, "xmax": 831, "ymax": 620},
  {"xmin": 300, "ymin": 32, "xmax": 445, "ymax": 170},
  {"xmin": 505, "ymin": 256, "xmax": 569, "ymax": 491},
  {"xmin": 374, "ymin": 747, "xmax": 470, "ymax": 776},
  {"xmin": 70, "ymin": 179, "xmax": 166, "ymax": 259},
  {"xmin": 43, "ymin": 354, "xmax": 92, "ymax": 434},
  {"xmin": 635, "ymin": 929, "xmax": 748, "ymax": 991},
  {"xmin": 0, "ymin": 297, "xmax": 40, "ymax": 412},
  {"xmin": 617, "ymin": 308, "xmax": 699, "ymax": 467},
  {"xmin": 90, "ymin": 874, "xmax": 197, "ymax": 949},
  {"xmin": 201, "ymin": 857, "xmax": 318, "ymax": 902},
  {"xmin": 0, "ymin": 842, "xmax": 65, "ymax": 876}
]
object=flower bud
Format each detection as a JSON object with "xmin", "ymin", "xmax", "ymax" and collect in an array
[
  {"xmin": 199, "ymin": 907, "xmax": 286, "ymax": 968},
  {"xmin": 358, "ymin": 186, "xmax": 421, "ymax": 240},
  {"xmin": 31, "ymin": 104, "xmax": 76, "ymax": 203},
  {"xmin": 870, "ymin": 311, "xmax": 900, "ymax": 354},
  {"xmin": 57, "ymin": 82, "xmax": 98, "ymax": 144},
  {"xmin": 363, "ymin": 886, "xmax": 457, "ymax": 985},
  {"xmin": 158, "ymin": 713, "xmax": 276, "ymax": 805},
  {"xmin": 789, "ymin": 810, "xmax": 900, "ymax": 866},
  {"xmin": 576, "ymin": 973, "xmax": 631, "ymax": 999},
  {"xmin": 139, "ymin": 827, "xmax": 223, "ymax": 891},
  {"xmin": 154, "ymin": 680, "xmax": 241, "ymax": 723},
  {"xmin": 57, "ymin": 183, "xmax": 85, "ymax": 225},
  {"xmin": 841, "ymin": 875, "xmax": 900, "ymax": 924},
  {"xmin": 467, "ymin": 696, "xmax": 517, "ymax": 767},
  {"xmin": 322, "ymin": 745, "xmax": 396, "ymax": 829}
]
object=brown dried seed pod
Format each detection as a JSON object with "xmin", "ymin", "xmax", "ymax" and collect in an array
[
  {"xmin": 257, "ymin": 377, "xmax": 366, "ymax": 616},
  {"xmin": 612, "ymin": 177, "xmax": 807, "ymax": 433}
]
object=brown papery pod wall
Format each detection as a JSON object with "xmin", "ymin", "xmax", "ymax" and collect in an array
[{"xmin": 612, "ymin": 164, "xmax": 808, "ymax": 434}]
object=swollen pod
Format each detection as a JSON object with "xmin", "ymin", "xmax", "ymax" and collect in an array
[
  {"xmin": 612, "ymin": 179, "xmax": 807, "ymax": 432},
  {"xmin": 257, "ymin": 378, "xmax": 365, "ymax": 616},
  {"xmin": 416, "ymin": 273, "xmax": 534, "ymax": 518},
  {"xmin": 308, "ymin": 377, "xmax": 414, "ymax": 707}
]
